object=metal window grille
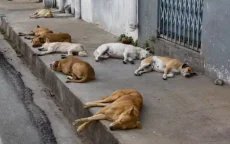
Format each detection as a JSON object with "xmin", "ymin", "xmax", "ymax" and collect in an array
[{"xmin": 157, "ymin": 0, "xmax": 204, "ymax": 52}]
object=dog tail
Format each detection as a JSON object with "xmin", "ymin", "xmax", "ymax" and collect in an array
[{"xmin": 66, "ymin": 74, "xmax": 93, "ymax": 83}]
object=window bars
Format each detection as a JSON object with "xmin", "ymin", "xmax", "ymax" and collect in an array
[{"xmin": 157, "ymin": 0, "xmax": 204, "ymax": 52}]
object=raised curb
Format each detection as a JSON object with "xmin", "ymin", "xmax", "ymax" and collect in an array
[{"xmin": 0, "ymin": 16, "xmax": 119, "ymax": 144}]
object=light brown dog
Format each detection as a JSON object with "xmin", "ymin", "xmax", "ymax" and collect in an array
[
  {"xmin": 134, "ymin": 56, "xmax": 197, "ymax": 80},
  {"xmin": 73, "ymin": 89, "xmax": 143, "ymax": 132},
  {"xmin": 18, "ymin": 25, "xmax": 53, "ymax": 38},
  {"xmin": 32, "ymin": 32, "xmax": 72, "ymax": 47},
  {"xmin": 30, "ymin": 9, "xmax": 53, "ymax": 19},
  {"xmin": 50, "ymin": 56, "xmax": 95, "ymax": 83}
]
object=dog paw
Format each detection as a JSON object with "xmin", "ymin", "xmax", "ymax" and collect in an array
[
  {"xmin": 67, "ymin": 76, "xmax": 72, "ymax": 80},
  {"xmin": 72, "ymin": 119, "xmax": 84, "ymax": 126},
  {"xmin": 162, "ymin": 77, "xmax": 167, "ymax": 80},
  {"xmin": 83, "ymin": 105, "xmax": 89, "ymax": 109},
  {"xmin": 134, "ymin": 72, "xmax": 141, "ymax": 76},
  {"xmin": 65, "ymin": 80, "xmax": 71, "ymax": 83},
  {"xmin": 123, "ymin": 61, "xmax": 127, "ymax": 64},
  {"xmin": 130, "ymin": 61, "xmax": 135, "ymax": 64},
  {"xmin": 95, "ymin": 59, "xmax": 99, "ymax": 62},
  {"xmin": 77, "ymin": 126, "xmax": 84, "ymax": 133}
]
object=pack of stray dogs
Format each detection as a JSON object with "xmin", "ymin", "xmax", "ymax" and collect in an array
[{"xmin": 18, "ymin": 11, "xmax": 199, "ymax": 132}]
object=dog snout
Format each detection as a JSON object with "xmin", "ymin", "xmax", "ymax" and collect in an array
[
  {"xmin": 109, "ymin": 126, "xmax": 116, "ymax": 131},
  {"xmin": 32, "ymin": 45, "xmax": 38, "ymax": 48}
]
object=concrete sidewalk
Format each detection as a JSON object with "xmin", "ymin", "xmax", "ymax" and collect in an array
[{"xmin": 1, "ymin": 1, "xmax": 230, "ymax": 144}]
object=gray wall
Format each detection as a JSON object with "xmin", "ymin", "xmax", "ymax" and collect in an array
[
  {"xmin": 202, "ymin": 0, "xmax": 230, "ymax": 84},
  {"xmin": 138, "ymin": 0, "xmax": 158, "ymax": 42},
  {"xmin": 138, "ymin": 0, "xmax": 230, "ymax": 84}
]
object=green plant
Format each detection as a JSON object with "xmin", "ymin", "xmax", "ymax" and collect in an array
[
  {"xmin": 118, "ymin": 34, "xmax": 126, "ymax": 42},
  {"xmin": 144, "ymin": 40, "xmax": 149, "ymax": 48},
  {"xmin": 132, "ymin": 40, "xmax": 138, "ymax": 46}
]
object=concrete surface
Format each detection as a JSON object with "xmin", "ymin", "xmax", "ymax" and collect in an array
[
  {"xmin": 0, "ymin": 36, "xmax": 55, "ymax": 144},
  {"xmin": 1, "ymin": 1, "xmax": 230, "ymax": 144},
  {"xmin": 0, "ymin": 55, "xmax": 41, "ymax": 144},
  {"xmin": 0, "ymin": 31, "xmax": 86, "ymax": 144}
]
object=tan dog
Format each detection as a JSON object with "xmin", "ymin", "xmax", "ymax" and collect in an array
[
  {"xmin": 50, "ymin": 56, "xmax": 95, "ymax": 83},
  {"xmin": 18, "ymin": 25, "xmax": 53, "ymax": 38},
  {"xmin": 73, "ymin": 89, "xmax": 143, "ymax": 132},
  {"xmin": 30, "ymin": 9, "xmax": 53, "ymax": 19},
  {"xmin": 134, "ymin": 56, "xmax": 197, "ymax": 80},
  {"xmin": 32, "ymin": 32, "xmax": 72, "ymax": 47}
]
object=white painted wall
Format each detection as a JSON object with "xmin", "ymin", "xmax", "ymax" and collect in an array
[
  {"xmin": 81, "ymin": 0, "xmax": 93, "ymax": 22},
  {"xmin": 80, "ymin": 0, "xmax": 138, "ymax": 40}
]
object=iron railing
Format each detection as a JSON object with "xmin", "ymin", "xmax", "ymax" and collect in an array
[{"xmin": 157, "ymin": 0, "xmax": 204, "ymax": 52}]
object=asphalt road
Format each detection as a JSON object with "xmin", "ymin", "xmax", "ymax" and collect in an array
[{"xmin": 0, "ymin": 52, "xmax": 57, "ymax": 144}]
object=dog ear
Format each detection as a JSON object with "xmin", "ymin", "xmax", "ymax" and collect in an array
[
  {"xmin": 45, "ymin": 38, "xmax": 50, "ymax": 43},
  {"xmin": 136, "ymin": 121, "xmax": 142, "ymax": 129},
  {"xmin": 54, "ymin": 61, "xmax": 59, "ymax": 67},
  {"xmin": 127, "ymin": 106, "xmax": 135, "ymax": 115},
  {"xmin": 182, "ymin": 63, "xmax": 189, "ymax": 68},
  {"xmin": 37, "ymin": 25, "xmax": 40, "ymax": 28}
]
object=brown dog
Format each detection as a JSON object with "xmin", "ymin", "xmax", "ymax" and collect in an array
[
  {"xmin": 73, "ymin": 89, "xmax": 143, "ymax": 132},
  {"xmin": 50, "ymin": 56, "xmax": 95, "ymax": 83},
  {"xmin": 32, "ymin": 32, "xmax": 72, "ymax": 47},
  {"xmin": 18, "ymin": 25, "xmax": 53, "ymax": 38}
]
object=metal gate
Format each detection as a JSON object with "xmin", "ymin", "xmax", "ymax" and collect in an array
[{"xmin": 157, "ymin": 0, "xmax": 204, "ymax": 52}]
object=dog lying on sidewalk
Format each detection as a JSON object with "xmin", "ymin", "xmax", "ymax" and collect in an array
[
  {"xmin": 32, "ymin": 32, "xmax": 72, "ymax": 47},
  {"xmin": 93, "ymin": 43, "xmax": 150, "ymax": 64},
  {"xmin": 134, "ymin": 56, "xmax": 197, "ymax": 80},
  {"xmin": 73, "ymin": 89, "xmax": 143, "ymax": 132},
  {"xmin": 30, "ymin": 9, "xmax": 53, "ymax": 19},
  {"xmin": 50, "ymin": 56, "xmax": 95, "ymax": 83},
  {"xmin": 18, "ymin": 25, "xmax": 53, "ymax": 38},
  {"xmin": 34, "ymin": 39, "xmax": 88, "ymax": 57}
]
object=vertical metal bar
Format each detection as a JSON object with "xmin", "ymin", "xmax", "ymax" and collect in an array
[
  {"xmin": 166, "ymin": 0, "xmax": 169, "ymax": 40},
  {"xmin": 187, "ymin": 0, "xmax": 191, "ymax": 49},
  {"xmin": 192, "ymin": 0, "xmax": 196, "ymax": 49},
  {"xmin": 196, "ymin": 0, "xmax": 201, "ymax": 51},
  {"xmin": 174, "ymin": 0, "xmax": 177, "ymax": 43},
  {"xmin": 183, "ymin": 0, "xmax": 186, "ymax": 46},
  {"xmin": 179, "ymin": 0, "xmax": 182, "ymax": 43},
  {"xmin": 170, "ymin": 0, "xmax": 174, "ymax": 41},
  {"xmin": 162, "ymin": 0, "xmax": 165, "ymax": 38},
  {"xmin": 158, "ymin": 0, "xmax": 162, "ymax": 35}
]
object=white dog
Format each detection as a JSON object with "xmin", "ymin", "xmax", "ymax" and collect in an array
[
  {"xmin": 93, "ymin": 43, "xmax": 150, "ymax": 64},
  {"xmin": 35, "ymin": 39, "xmax": 88, "ymax": 57}
]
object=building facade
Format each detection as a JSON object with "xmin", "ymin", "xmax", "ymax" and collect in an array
[{"xmin": 44, "ymin": 0, "xmax": 230, "ymax": 85}]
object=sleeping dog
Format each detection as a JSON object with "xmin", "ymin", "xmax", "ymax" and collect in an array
[
  {"xmin": 134, "ymin": 56, "xmax": 197, "ymax": 80},
  {"xmin": 73, "ymin": 89, "xmax": 142, "ymax": 132},
  {"xmin": 93, "ymin": 43, "xmax": 150, "ymax": 64},
  {"xmin": 35, "ymin": 39, "xmax": 87, "ymax": 57}
]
